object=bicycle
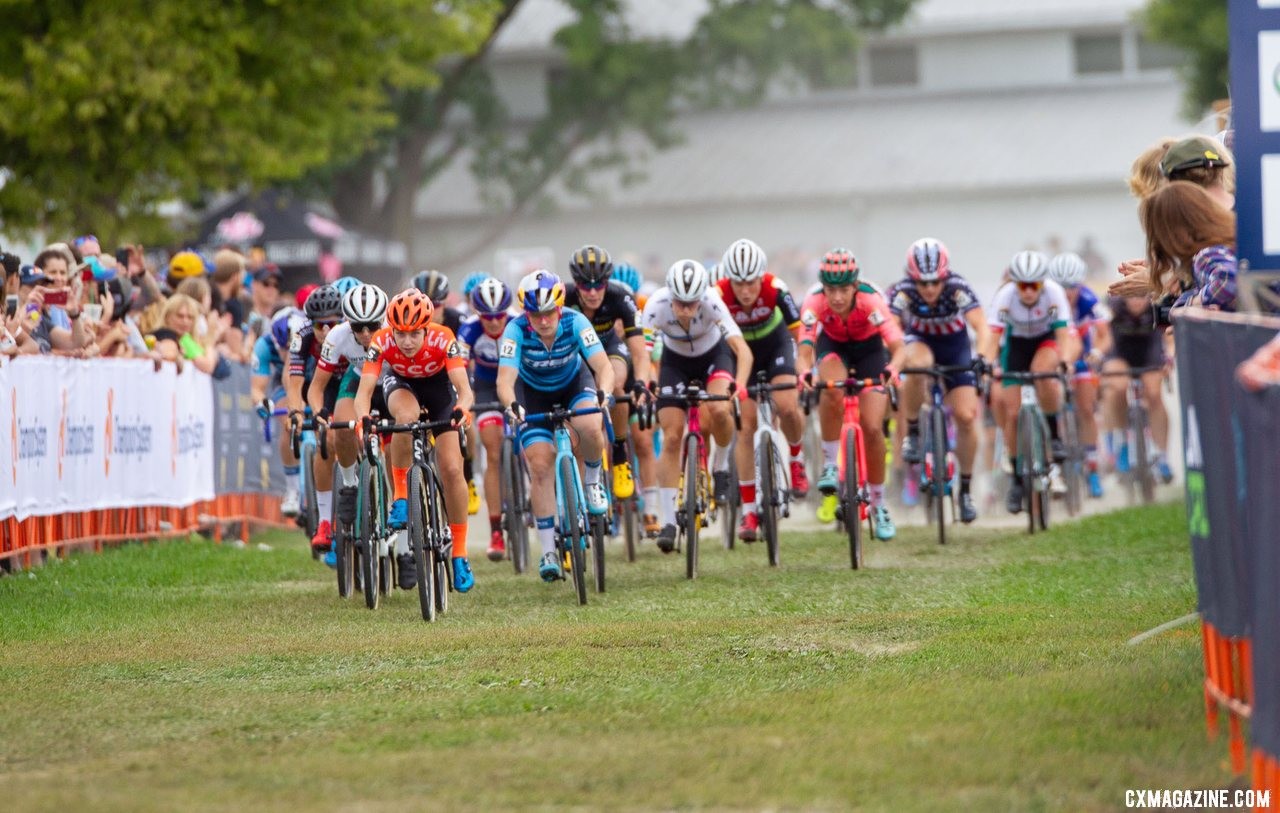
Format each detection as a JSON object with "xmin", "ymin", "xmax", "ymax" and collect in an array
[
  {"xmin": 666, "ymin": 382, "xmax": 740, "ymax": 580},
  {"xmin": 348, "ymin": 414, "xmax": 394, "ymax": 609},
  {"xmin": 1100, "ymin": 365, "xmax": 1165, "ymax": 505},
  {"xmin": 475, "ymin": 401, "xmax": 533, "ymax": 575},
  {"xmin": 1000, "ymin": 371, "xmax": 1059, "ymax": 534},
  {"xmin": 609, "ymin": 393, "xmax": 654, "ymax": 564},
  {"xmin": 1056, "ymin": 368, "xmax": 1086, "ymax": 517},
  {"xmin": 283, "ymin": 405, "xmax": 329, "ymax": 558},
  {"xmin": 370, "ymin": 410, "xmax": 467, "ymax": 622},
  {"xmin": 745, "ymin": 371, "xmax": 795, "ymax": 566},
  {"xmin": 519, "ymin": 401, "xmax": 614, "ymax": 605},
  {"xmin": 324, "ymin": 419, "xmax": 364, "ymax": 600},
  {"xmin": 804, "ymin": 376, "xmax": 892, "ymax": 570},
  {"xmin": 899, "ymin": 362, "xmax": 986, "ymax": 546}
]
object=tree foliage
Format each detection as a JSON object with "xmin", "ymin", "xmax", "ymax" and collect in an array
[
  {"xmin": 1143, "ymin": 0, "xmax": 1229, "ymax": 119},
  {"xmin": 321, "ymin": 0, "xmax": 916, "ymax": 268},
  {"xmin": 0, "ymin": 0, "xmax": 497, "ymax": 241}
]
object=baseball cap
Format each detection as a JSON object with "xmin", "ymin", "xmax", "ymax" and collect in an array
[
  {"xmin": 19, "ymin": 265, "xmax": 48, "ymax": 286},
  {"xmin": 253, "ymin": 264, "xmax": 283, "ymax": 285},
  {"xmin": 1160, "ymin": 135, "xmax": 1231, "ymax": 177},
  {"xmin": 168, "ymin": 250, "xmax": 206, "ymax": 280}
]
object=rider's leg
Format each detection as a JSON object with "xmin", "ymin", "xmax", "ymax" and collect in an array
[
  {"xmin": 859, "ymin": 390, "xmax": 889, "ymax": 501},
  {"xmin": 704, "ymin": 374, "xmax": 735, "ymax": 462},
  {"xmin": 657, "ymin": 405, "xmax": 687, "ymax": 529},
  {"xmin": 387, "ymin": 388, "xmax": 419, "ymax": 504},
  {"xmin": 434, "ymin": 430, "xmax": 469, "ymax": 559},
  {"xmin": 1031, "ymin": 345, "xmax": 1064, "ymax": 447},
  {"xmin": 1075, "ymin": 375, "xmax": 1101, "ymax": 477},
  {"xmin": 524, "ymin": 441, "xmax": 557, "ymax": 557},
  {"xmin": 480, "ymin": 417, "xmax": 504, "ymax": 539},
  {"xmin": 817, "ymin": 353, "xmax": 848, "ymax": 463},
  {"xmin": 1100, "ymin": 358, "xmax": 1130, "ymax": 463},
  {"xmin": 735, "ymin": 394, "xmax": 759, "ymax": 514},
  {"xmin": 901, "ymin": 340, "xmax": 934, "ymax": 429},
  {"xmin": 1142, "ymin": 369, "xmax": 1170, "ymax": 456},
  {"xmin": 570, "ymin": 411, "xmax": 607, "ymax": 506},
  {"xmin": 944, "ymin": 384, "xmax": 980, "ymax": 490}
]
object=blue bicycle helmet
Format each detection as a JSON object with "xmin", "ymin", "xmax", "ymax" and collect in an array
[
  {"xmin": 613, "ymin": 262, "xmax": 641, "ymax": 295},
  {"xmin": 462, "ymin": 271, "xmax": 488, "ymax": 298},
  {"xmin": 332, "ymin": 276, "xmax": 362, "ymax": 297},
  {"xmin": 470, "ymin": 277, "xmax": 512, "ymax": 315}
]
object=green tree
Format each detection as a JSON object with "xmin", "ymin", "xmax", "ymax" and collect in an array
[
  {"xmin": 319, "ymin": 0, "xmax": 916, "ymax": 268},
  {"xmin": 0, "ymin": 0, "xmax": 497, "ymax": 242},
  {"xmin": 1143, "ymin": 0, "xmax": 1228, "ymax": 119}
]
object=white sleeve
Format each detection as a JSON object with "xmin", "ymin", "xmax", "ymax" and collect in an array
[
  {"xmin": 708, "ymin": 297, "xmax": 742, "ymax": 339},
  {"xmin": 988, "ymin": 285, "xmax": 1014, "ymax": 329}
]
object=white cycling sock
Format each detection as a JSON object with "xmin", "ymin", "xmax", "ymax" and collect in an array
[
  {"xmin": 868, "ymin": 484, "xmax": 884, "ymax": 508},
  {"xmin": 285, "ymin": 471, "xmax": 300, "ymax": 492},
  {"xmin": 583, "ymin": 459, "xmax": 603, "ymax": 486},
  {"xmin": 339, "ymin": 464, "xmax": 358, "ymax": 488},
  {"xmin": 643, "ymin": 487, "xmax": 660, "ymax": 516},
  {"xmin": 536, "ymin": 516, "xmax": 556, "ymax": 556},
  {"xmin": 316, "ymin": 490, "xmax": 332, "ymax": 523},
  {"xmin": 712, "ymin": 442, "xmax": 731, "ymax": 472},
  {"xmin": 822, "ymin": 441, "xmax": 838, "ymax": 468},
  {"xmin": 660, "ymin": 487, "xmax": 678, "ymax": 527},
  {"xmin": 394, "ymin": 530, "xmax": 411, "ymax": 556}
]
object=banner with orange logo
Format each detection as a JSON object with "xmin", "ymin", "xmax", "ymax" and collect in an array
[{"xmin": 0, "ymin": 356, "xmax": 214, "ymax": 521}]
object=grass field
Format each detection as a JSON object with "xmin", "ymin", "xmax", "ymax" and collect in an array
[{"xmin": 0, "ymin": 504, "xmax": 1231, "ymax": 811}]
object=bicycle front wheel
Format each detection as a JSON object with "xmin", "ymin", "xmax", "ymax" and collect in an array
[
  {"xmin": 843, "ymin": 430, "xmax": 863, "ymax": 569},
  {"xmin": 334, "ymin": 464, "xmax": 354, "ymax": 598},
  {"xmin": 408, "ymin": 466, "xmax": 436, "ymax": 622},
  {"xmin": 559, "ymin": 456, "xmax": 588, "ymax": 606},
  {"xmin": 303, "ymin": 443, "xmax": 320, "ymax": 551},
  {"xmin": 683, "ymin": 434, "xmax": 701, "ymax": 580},
  {"xmin": 930, "ymin": 406, "xmax": 948, "ymax": 545},
  {"xmin": 759, "ymin": 440, "xmax": 780, "ymax": 567},
  {"xmin": 622, "ymin": 496, "xmax": 638, "ymax": 563},
  {"xmin": 502, "ymin": 439, "xmax": 530, "ymax": 574},
  {"xmin": 720, "ymin": 456, "xmax": 738, "ymax": 552},
  {"xmin": 361, "ymin": 460, "xmax": 382, "ymax": 610},
  {"xmin": 429, "ymin": 467, "xmax": 450, "ymax": 616},
  {"xmin": 591, "ymin": 515, "xmax": 606, "ymax": 593}
]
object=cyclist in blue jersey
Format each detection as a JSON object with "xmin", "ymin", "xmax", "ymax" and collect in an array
[
  {"xmin": 888, "ymin": 238, "xmax": 991, "ymax": 523},
  {"xmin": 1049, "ymin": 252, "xmax": 1112, "ymax": 499},
  {"xmin": 495, "ymin": 270, "xmax": 616, "ymax": 583},
  {"xmin": 250, "ymin": 305, "xmax": 307, "ymax": 515},
  {"xmin": 457, "ymin": 277, "xmax": 515, "ymax": 562}
]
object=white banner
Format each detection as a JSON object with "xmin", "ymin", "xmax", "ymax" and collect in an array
[{"xmin": 0, "ymin": 356, "xmax": 214, "ymax": 521}]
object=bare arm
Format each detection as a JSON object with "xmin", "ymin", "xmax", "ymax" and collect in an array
[
  {"xmin": 496, "ymin": 364, "xmax": 518, "ymax": 409},
  {"xmin": 587, "ymin": 350, "xmax": 615, "ymax": 399},
  {"xmin": 727, "ymin": 334, "xmax": 753, "ymax": 393},
  {"xmin": 449, "ymin": 365, "xmax": 475, "ymax": 416},
  {"xmin": 964, "ymin": 308, "xmax": 993, "ymax": 361}
]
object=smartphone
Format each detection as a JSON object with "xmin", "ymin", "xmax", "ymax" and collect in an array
[
  {"xmin": 44, "ymin": 290, "xmax": 68, "ymax": 307},
  {"xmin": 4, "ymin": 295, "xmax": 17, "ymax": 319},
  {"xmin": 115, "ymin": 247, "xmax": 131, "ymax": 266}
]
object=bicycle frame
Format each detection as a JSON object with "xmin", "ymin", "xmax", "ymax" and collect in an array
[{"xmin": 751, "ymin": 381, "xmax": 791, "ymax": 514}]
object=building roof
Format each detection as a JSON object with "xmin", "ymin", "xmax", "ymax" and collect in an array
[
  {"xmin": 493, "ymin": 0, "xmax": 1147, "ymax": 54},
  {"xmin": 416, "ymin": 78, "xmax": 1188, "ymax": 219}
]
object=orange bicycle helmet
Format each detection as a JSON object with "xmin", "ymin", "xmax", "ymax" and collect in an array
[{"xmin": 387, "ymin": 289, "xmax": 434, "ymax": 331}]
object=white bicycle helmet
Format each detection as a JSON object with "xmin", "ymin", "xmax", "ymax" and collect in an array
[
  {"xmin": 666, "ymin": 259, "xmax": 710, "ymax": 303},
  {"xmin": 721, "ymin": 238, "xmax": 767, "ymax": 283},
  {"xmin": 1007, "ymin": 250, "xmax": 1050, "ymax": 283},
  {"xmin": 342, "ymin": 284, "xmax": 388, "ymax": 324},
  {"xmin": 1047, "ymin": 252, "xmax": 1088, "ymax": 288}
]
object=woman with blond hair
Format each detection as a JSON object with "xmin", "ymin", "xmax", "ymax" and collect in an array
[{"xmin": 146, "ymin": 293, "xmax": 225, "ymax": 374}]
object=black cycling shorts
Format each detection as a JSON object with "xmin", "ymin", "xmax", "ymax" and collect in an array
[
  {"xmin": 1108, "ymin": 336, "xmax": 1164, "ymax": 371},
  {"xmin": 379, "ymin": 368, "xmax": 458, "ymax": 433},
  {"xmin": 1000, "ymin": 332, "xmax": 1056, "ymax": 383},
  {"xmin": 747, "ymin": 327, "xmax": 797, "ymax": 385},
  {"xmin": 602, "ymin": 329, "xmax": 636, "ymax": 392},
  {"xmin": 814, "ymin": 333, "xmax": 887, "ymax": 381},
  {"xmin": 657, "ymin": 343, "xmax": 736, "ymax": 410}
]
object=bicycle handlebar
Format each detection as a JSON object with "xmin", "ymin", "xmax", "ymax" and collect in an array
[
  {"xmin": 1099, "ymin": 366, "xmax": 1166, "ymax": 378},
  {"xmin": 802, "ymin": 377, "xmax": 896, "ymax": 415}
]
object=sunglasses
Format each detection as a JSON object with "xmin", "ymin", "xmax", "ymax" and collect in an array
[
  {"xmin": 1016, "ymin": 282, "xmax": 1043, "ymax": 293},
  {"xmin": 351, "ymin": 321, "xmax": 380, "ymax": 333},
  {"xmin": 313, "ymin": 320, "xmax": 340, "ymax": 330},
  {"xmin": 479, "ymin": 312, "xmax": 507, "ymax": 321},
  {"xmin": 915, "ymin": 280, "xmax": 943, "ymax": 289},
  {"xmin": 578, "ymin": 280, "xmax": 608, "ymax": 292}
]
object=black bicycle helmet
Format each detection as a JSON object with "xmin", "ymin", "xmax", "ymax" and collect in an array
[
  {"xmin": 303, "ymin": 284, "xmax": 343, "ymax": 320},
  {"xmin": 568, "ymin": 244, "xmax": 613, "ymax": 285},
  {"xmin": 410, "ymin": 269, "xmax": 450, "ymax": 303}
]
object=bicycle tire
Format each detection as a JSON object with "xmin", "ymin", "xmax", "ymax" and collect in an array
[
  {"xmin": 930, "ymin": 406, "xmax": 948, "ymax": 546},
  {"xmin": 431, "ymin": 467, "xmax": 451, "ymax": 615},
  {"xmin": 408, "ymin": 466, "xmax": 436, "ymax": 622},
  {"xmin": 843, "ymin": 430, "xmax": 863, "ymax": 569},
  {"xmin": 1037, "ymin": 416, "xmax": 1052, "ymax": 531},
  {"xmin": 622, "ymin": 496, "xmax": 638, "ymax": 563},
  {"xmin": 333, "ymin": 463, "xmax": 354, "ymax": 599},
  {"xmin": 1060, "ymin": 407, "xmax": 1083, "ymax": 516},
  {"xmin": 591, "ymin": 514, "xmax": 606, "ymax": 593},
  {"xmin": 1017, "ymin": 409, "xmax": 1038, "ymax": 535},
  {"xmin": 759, "ymin": 440, "xmax": 780, "ymax": 567},
  {"xmin": 361, "ymin": 460, "xmax": 381, "ymax": 610},
  {"xmin": 1134, "ymin": 406, "xmax": 1155, "ymax": 504},
  {"xmin": 683, "ymin": 434, "xmax": 701, "ymax": 580},
  {"xmin": 720, "ymin": 454, "xmax": 738, "ymax": 552},
  {"xmin": 556, "ymin": 455, "xmax": 588, "ymax": 605},
  {"xmin": 502, "ymin": 439, "xmax": 530, "ymax": 574},
  {"xmin": 303, "ymin": 443, "xmax": 320, "ymax": 552}
]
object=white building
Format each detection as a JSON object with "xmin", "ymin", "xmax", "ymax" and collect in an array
[{"xmin": 414, "ymin": 0, "xmax": 1204, "ymax": 299}]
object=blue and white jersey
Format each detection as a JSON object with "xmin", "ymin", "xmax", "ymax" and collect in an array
[
  {"xmin": 887, "ymin": 275, "xmax": 981, "ymax": 344},
  {"xmin": 251, "ymin": 334, "xmax": 285, "ymax": 379},
  {"xmin": 457, "ymin": 316, "xmax": 503, "ymax": 385},
  {"xmin": 1071, "ymin": 286, "xmax": 1109, "ymax": 355},
  {"xmin": 498, "ymin": 309, "xmax": 603, "ymax": 391}
]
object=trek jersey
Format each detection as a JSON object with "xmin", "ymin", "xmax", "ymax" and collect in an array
[
  {"xmin": 456, "ymin": 316, "xmax": 505, "ymax": 385},
  {"xmin": 361, "ymin": 324, "xmax": 466, "ymax": 379},
  {"xmin": 887, "ymin": 275, "xmax": 981, "ymax": 340},
  {"xmin": 641, "ymin": 288, "xmax": 743, "ymax": 358},
  {"xmin": 498, "ymin": 309, "xmax": 604, "ymax": 391},
  {"xmin": 714, "ymin": 274, "xmax": 802, "ymax": 342},
  {"xmin": 564, "ymin": 280, "xmax": 643, "ymax": 340},
  {"xmin": 316, "ymin": 322, "xmax": 366, "ymax": 376},
  {"xmin": 287, "ymin": 322, "xmax": 325, "ymax": 380},
  {"xmin": 988, "ymin": 281, "xmax": 1073, "ymax": 338},
  {"xmin": 798, "ymin": 284, "xmax": 903, "ymax": 346}
]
